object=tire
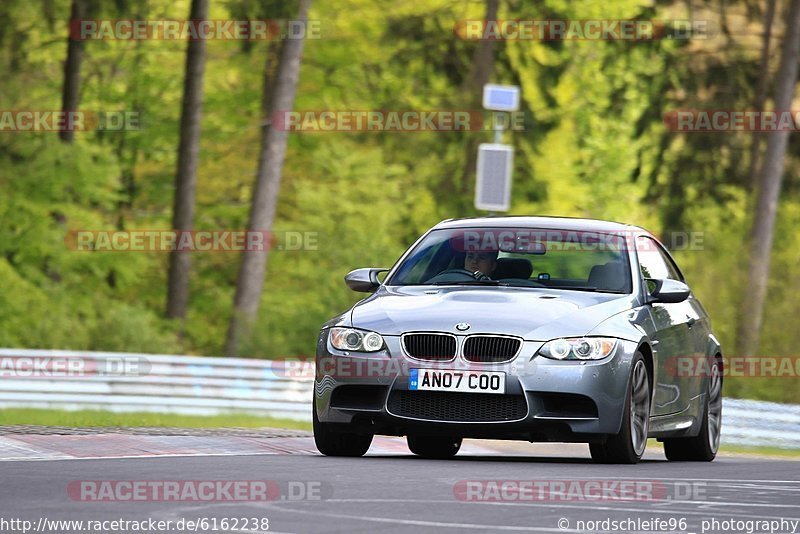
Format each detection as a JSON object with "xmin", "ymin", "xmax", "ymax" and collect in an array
[
  {"xmin": 590, "ymin": 352, "xmax": 650, "ymax": 464},
  {"xmin": 663, "ymin": 357, "xmax": 721, "ymax": 462},
  {"xmin": 407, "ymin": 435, "xmax": 462, "ymax": 459},
  {"xmin": 313, "ymin": 396, "xmax": 373, "ymax": 457}
]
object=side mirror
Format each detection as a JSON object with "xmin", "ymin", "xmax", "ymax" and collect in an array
[
  {"xmin": 647, "ymin": 278, "xmax": 690, "ymax": 304},
  {"xmin": 344, "ymin": 268, "xmax": 389, "ymax": 293}
]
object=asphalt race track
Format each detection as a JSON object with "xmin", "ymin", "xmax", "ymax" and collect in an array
[{"xmin": 0, "ymin": 429, "xmax": 797, "ymax": 534}]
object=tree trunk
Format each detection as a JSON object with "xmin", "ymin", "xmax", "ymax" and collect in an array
[
  {"xmin": 59, "ymin": 0, "xmax": 86, "ymax": 144},
  {"xmin": 745, "ymin": 0, "xmax": 778, "ymax": 191},
  {"xmin": 458, "ymin": 0, "xmax": 499, "ymax": 209},
  {"xmin": 464, "ymin": 0, "xmax": 499, "ymax": 98},
  {"xmin": 165, "ymin": 0, "xmax": 209, "ymax": 319},
  {"xmin": 225, "ymin": 0, "xmax": 312, "ymax": 356},
  {"xmin": 737, "ymin": 0, "xmax": 800, "ymax": 356}
]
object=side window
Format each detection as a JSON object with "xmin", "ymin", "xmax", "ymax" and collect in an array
[
  {"xmin": 655, "ymin": 247, "xmax": 682, "ymax": 281},
  {"xmin": 636, "ymin": 237, "xmax": 680, "ymax": 292}
]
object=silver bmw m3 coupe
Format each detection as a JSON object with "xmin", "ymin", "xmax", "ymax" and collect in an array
[{"xmin": 313, "ymin": 216, "xmax": 723, "ymax": 464}]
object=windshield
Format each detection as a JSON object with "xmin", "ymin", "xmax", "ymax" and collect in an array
[{"xmin": 387, "ymin": 227, "xmax": 632, "ymax": 294}]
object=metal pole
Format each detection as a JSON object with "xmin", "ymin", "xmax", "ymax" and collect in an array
[{"xmin": 493, "ymin": 112, "xmax": 503, "ymax": 143}]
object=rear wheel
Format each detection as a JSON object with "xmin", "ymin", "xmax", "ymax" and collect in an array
[
  {"xmin": 407, "ymin": 435, "xmax": 462, "ymax": 459},
  {"xmin": 664, "ymin": 357, "xmax": 721, "ymax": 462},
  {"xmin": 313, "ymin": 397, "xmax": 373, "ymax": 457},
  {"xmin": 590, "ymin": 352, "xmax": 650, "ymax": 464}
]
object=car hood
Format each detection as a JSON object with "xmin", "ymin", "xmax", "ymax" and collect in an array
[{"xmin": 350, "ymin": 285, "xmax": 635, "ymax": 340}]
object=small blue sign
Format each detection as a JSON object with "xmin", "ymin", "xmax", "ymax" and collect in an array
[
  {"xmin": 482, "ymin": 84, "xmax": 520, "ymax": 112},
  {"xmin": 409, "ymin": 368, "xmax": 419, "ymax": 390}
]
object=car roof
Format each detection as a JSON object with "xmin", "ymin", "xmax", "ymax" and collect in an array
[{"xmin": 433, "ymin": 215, "xmax": 647, "ymax": 234}]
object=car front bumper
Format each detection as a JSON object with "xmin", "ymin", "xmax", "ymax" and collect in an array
[{"xmin": 314, "ymin": 333, "xmax": 638, "ymax": 441}]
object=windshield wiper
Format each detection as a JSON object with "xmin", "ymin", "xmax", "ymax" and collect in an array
[
  {"xmin": 432, "ymin": 280, "xmax": 507, "ymax": 286},
  {"xmin": 547, "ymin": 286, "xmax": 626, "ymax": 294}
]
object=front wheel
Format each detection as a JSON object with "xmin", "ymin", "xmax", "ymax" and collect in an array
[
  {"xmin": 663, "ymin": 357, "xmax": 721, "ymax": 462},
  {"xmin": 590, "ymin": 352, "xmax": 650, "ymax": 464},
  {"xmin": 407, "ymin": 435, "xmax": 462, "ymax": 459},
  {"xmin": 313, "ymin": 397, "xmax": 373, "ymax": 457}
]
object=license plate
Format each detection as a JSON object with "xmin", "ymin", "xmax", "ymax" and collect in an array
[{"xmin": 409, "ymin": 369, "xmax": 505, "ymax": 394}]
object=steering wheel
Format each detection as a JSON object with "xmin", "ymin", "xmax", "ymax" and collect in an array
[{"xmin": 425, "ymin": 268, "xmax": 491, "ymax": 283}]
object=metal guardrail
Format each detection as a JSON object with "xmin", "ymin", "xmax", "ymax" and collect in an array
[
  {"xmin": 0, "ymin": 349, "xmax": 313, "ymax": 421},
  {"xmin": 0, "ymin": 349, "xmax": 797, "ymax": 449},
  {"xmin": 722, "ymin": 398, "xmax": 800, "ymax": 449}
]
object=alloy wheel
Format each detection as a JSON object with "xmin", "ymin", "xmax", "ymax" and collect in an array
[
  {"xmin": 630, "ymin": 359, "xmax": 650, "ymax": 456},
  {"xmin": 707, "ymin": 359, "xmax": 722, "ymax": 453}
]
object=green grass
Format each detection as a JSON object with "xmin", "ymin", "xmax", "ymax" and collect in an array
[
  {"xmin": 717, "ymin": 444, "xmax": 800, "ymax": 459},
  {"xmin": 1, "ymin": 409, "xmax": 797, "ymax": 458},
  {"xmin": 0, "ymin": 408, "xmax": 312, "ymax": 431}
]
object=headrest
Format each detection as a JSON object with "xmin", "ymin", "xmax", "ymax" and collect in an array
[
  {"xmin": 493, "ymin": 258, "xmax": 533, "ymax": 280},
  {"xmin": 588, "ymin": 262, "xmax": 625, "ymax": 291}
]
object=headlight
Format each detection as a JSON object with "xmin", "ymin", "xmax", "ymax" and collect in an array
[
  {"xmin": 538, "ymin": 337, "xmax": 617, "ymax": 361},
  {"xmin": 330, "ymin": 327, "xmax": 385, "ymax": 352}
]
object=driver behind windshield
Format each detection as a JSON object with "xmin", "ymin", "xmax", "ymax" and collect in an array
[{"xmin": 464, "ymin": 250, "xmax": 498, "ymax": 277}]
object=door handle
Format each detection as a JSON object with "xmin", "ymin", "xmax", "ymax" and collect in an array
[{"xmin": 686, "ymin": 315, "xmax": 697, "ymax": 328}]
